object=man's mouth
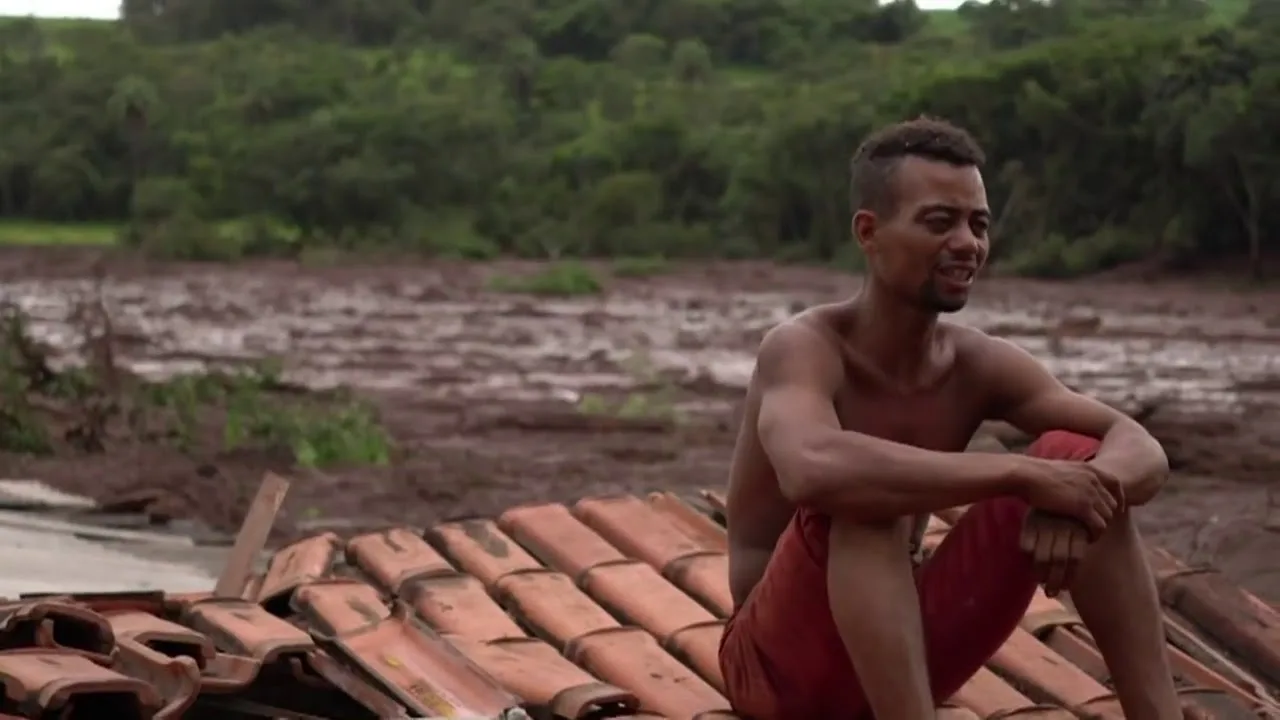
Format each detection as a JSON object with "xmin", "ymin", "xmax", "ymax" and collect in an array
[{"xmin": 936, "ymin": 265, "xmax": 976, "ymax": 284}]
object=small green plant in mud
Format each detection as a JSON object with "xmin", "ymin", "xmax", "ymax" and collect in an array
[
  {"xmin": 487, "ymin": 261, "xmax": 604, "ymax": 296},
  {"xmin": 576, "ymin": 349, "xmax": 683, "ymax": 423},
  {"xmin": 143, "ymin": 362, "xmax": 392, "ymax": 468},
  {"xmin": 0, "ymin": 308, "xmax": 55, "ymax": 453},
  {"xmin": 576, "ymin": 389, "xmax": 681, "ymax": 422},
  {"xmin": 0, "ymin": 303, "xmax": 392, "ymax": 469},
  {"xmin": 611, "ymin": 256, "xmax": 671, "ymax": 278}
]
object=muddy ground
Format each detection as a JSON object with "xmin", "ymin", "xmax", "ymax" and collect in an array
[{"xmin": 2, "ymin": 248, "xmax": 1280, "ymax": 599}]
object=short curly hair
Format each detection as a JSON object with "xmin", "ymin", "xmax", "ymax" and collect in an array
[{"xmin": 849, "ymin": 116, "xmax": 985, "ymax": 215}]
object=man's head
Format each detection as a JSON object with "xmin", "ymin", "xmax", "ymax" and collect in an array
[{"xmin": 850, "ymin": 117, "xmax": 990, "ymax": 314}]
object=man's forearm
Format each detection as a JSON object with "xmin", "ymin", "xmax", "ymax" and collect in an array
[
  {"xmin": 776, "ymin": 428, "xmax": 1023, "ymax": 520},
  {"xmin": 1089, "ymin": 420, "xmax": 1169, "ymax": 505}
]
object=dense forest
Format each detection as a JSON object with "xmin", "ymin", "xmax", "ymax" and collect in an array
[{"xmin": 0, "ymin": 0, "xmax": 1277, "ymax": 276}]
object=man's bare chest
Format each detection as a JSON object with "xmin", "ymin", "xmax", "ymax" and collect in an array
[{"xmin": 831, "ymin": 379, "xmax": 983, "ymax": 453}]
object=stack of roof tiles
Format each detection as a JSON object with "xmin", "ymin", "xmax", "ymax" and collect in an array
[{"xmin": 0, "ymin": 491, "xmax": 1278, "ymax": 719}]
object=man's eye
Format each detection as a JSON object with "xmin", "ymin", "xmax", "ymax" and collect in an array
[{"xmin": 925, "ymin": 217, "xmax": 952, "ymax": 232}]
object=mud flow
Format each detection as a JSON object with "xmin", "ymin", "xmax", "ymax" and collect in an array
[{"xmin": 3, "ymin": 254, "xmax": 1280, "ymax": 599}]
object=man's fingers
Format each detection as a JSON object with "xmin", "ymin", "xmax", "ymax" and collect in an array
[
  {"xmin": 1080, "ymin": 509, "xmax": 1107, "ymax": 541},
  {"xmin": 1093, "ymin": 479, "xmax": 1118, "ymax": 513},
  {"xmin": 1091, "ymin": 465, "xmax": 1127, "ymax": 510},
  {"xmin": 1019, "ymin": 519, "xmax": 1037, "ymax": 555},
  {"xmin": 1092, "ymin": 487, "xmax": 1115, "ymax": 524},
  {"xmin": 1066, "ymin": 526, "xmax": 1089, "ymax": 562},
  {"xmin": 1043, "ymin": 530, "xmax": 1071, "ymax": 594}
]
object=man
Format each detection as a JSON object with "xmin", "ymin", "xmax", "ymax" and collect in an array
[{"xmin": 718, "ymin": 117, "xmax": 1182, "ymax": 720}]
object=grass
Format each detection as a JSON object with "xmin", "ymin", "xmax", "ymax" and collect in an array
[{"xmin": 0, "ymin": 221, "xmax": 120, "ymax": 246}]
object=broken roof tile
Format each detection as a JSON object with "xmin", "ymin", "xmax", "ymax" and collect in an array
[
  {"xmin": 0, "ymin": 648, "xmax": 161, "ymax": 719},
  {"xmin": 178, "ymin": 596, "xmax": 314, "ymax": 663},
  {"xmin": 255, "ymin": 531, "xmax": 341, "ymax": 611},
  {"xmin": 0, "ymin": 599, "xmax": 115, "ymax": 665},
  {"xmin": 107, "ymin": 636, "xmax": 200, "ymax": 719},
  {"xmin": 0, "ymin": 483, "xmax": 1277, "ymax": 719}
]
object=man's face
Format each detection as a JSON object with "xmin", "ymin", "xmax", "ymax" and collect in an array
[{"xmin": 853, "ymin": 156, "xmax": 991, "ymax": 313}]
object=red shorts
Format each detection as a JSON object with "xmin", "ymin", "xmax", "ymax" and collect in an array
[{"xmin": 718, "ymin": 431, "xmax": 1101, "ymax": 719}]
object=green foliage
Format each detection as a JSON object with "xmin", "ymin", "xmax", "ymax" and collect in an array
[
  {"xmin": 487, "ymin": 262, "xmax": 605, "ymax": 296},
  {"xmin": 612, "ymin": 256, "xmax": 672, "ymax": 277},
  {"xmin": 0, "ymin": 308, "xmax": 392, "ymax": 467},
  {"xmin": 143, "ymin": 365, "xmax": 392, "ymax": 467},
  {"xmin": 1, "ymin": 0, "xmax": 1277, "ymax": 276}
]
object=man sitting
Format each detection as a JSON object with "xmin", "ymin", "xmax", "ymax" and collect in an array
[{"xmin": 718, "ymin": 117, "xmax": 1182, "ymax": 720}]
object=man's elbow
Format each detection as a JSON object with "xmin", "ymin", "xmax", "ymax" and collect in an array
[
  {"xmin": 771, "ymin": 435, "xmax": 841, "ymax": 506},
  {"xmin": 776, "ymin": 455, "xmax": 825, "ymax": 505},
  {"xmin": 1133, "ymin": 444, "xmax": 1171, "ymax": 505},
  {"xmin": 773, "ymin": 441, "xmax": 877, "ymax": 518}
]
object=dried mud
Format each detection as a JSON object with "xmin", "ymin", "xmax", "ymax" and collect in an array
[{"xmin": 2, "ymin": 249, "xmax": 1280, "ymax": 600}]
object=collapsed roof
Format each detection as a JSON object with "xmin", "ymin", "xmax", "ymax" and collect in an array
[{"xmin": 0, "ymin": 489, "xmax": 1277, "ymax": 719}]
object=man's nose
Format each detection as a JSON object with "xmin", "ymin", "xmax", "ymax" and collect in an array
[{"xmin": 948, "ymin": 228, "xmax": 982, "ymax": 255}]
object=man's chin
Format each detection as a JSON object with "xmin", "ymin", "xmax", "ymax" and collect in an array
[{"xmin": 928, "ymin": 294, "xmax": 969, "ymax": 313}]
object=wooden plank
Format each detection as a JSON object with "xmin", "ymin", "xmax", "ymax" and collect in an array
[{"xmin": 214, "ymin": 472, "xmax": 290, "ymax": 598}]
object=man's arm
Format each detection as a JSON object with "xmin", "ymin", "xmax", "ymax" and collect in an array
[
  {"xmin": 756, "ymin": 322, "xmax": 1022, "ymax": 520},
  {"xmin": 983, "ymin": 336, "xmax": 1169, "ymax": 505}
]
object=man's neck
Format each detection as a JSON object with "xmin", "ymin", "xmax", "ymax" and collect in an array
[{"xmin": 847, "ymin": 285, "xmax": 939, "ymax": 384}]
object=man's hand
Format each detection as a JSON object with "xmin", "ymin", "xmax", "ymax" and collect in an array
[
  {"xmin": 1020, "ymin": 509, "xmax": 1091, "ymax": 597},
  {"xmin": 1015, "ymin": 458, "xmax": 1125, "ymax": 538}
]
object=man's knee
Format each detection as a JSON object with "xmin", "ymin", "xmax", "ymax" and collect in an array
[
  {"xmin": 1026, "ymin": 429, "xmax": 1100, "ymax": 462},
  {"xmin": 829, "ymin": 514, "xmax": 910, "ymax": 555}
]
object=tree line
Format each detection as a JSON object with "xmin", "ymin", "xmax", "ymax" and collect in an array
[{"xmin": 0, "ymin": 0, "xmax": 1277, "ymax": 276}]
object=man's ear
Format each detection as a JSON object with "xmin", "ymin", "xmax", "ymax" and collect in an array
[{"xmin": 852, "ymin": 209, "xmax": 877, "ymax": 254}]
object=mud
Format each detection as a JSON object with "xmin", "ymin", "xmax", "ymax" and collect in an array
[{"xmin": 2, "ymin": 249, "xmax": 1279, "ymax": 599}]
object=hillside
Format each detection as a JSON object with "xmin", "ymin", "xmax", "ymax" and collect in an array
[{"xmin": 0, "ymin": 0, "xmax": 1277, "ymax": 277}]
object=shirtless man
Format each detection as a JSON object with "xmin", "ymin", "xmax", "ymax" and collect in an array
[{"xmin": 718, "ymin": 117, "xmax": 1182, "ymax": 720}]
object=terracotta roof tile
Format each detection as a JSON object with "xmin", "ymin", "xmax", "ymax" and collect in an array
[
  {"xmin": 0, "ymin": 487, "xmax": 1277, "ymax": 718},
  {"xmin": 256, "ymin": 531, "xmax": 341, "ymax": 611},
  {"xmin": 0, "ymin": 648, "xmax": 162, "ymax": 718}
]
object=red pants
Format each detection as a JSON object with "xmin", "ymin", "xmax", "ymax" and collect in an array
[{"xmin": 719, "ymin": 431, "xmax": 1100, "ymax": 719}]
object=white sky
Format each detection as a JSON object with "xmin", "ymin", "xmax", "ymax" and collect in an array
[
  {"xmin": 1, "ymin": 0, "xmax": 117, "ymax": 17},
  {"xmin": 4, "ymin": 0, "xmax": 967, "ymax": 19}
]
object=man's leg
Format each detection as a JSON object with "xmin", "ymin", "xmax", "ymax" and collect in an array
[
  {"xmin": 827, "ymin": 430, "xmax": 1142, "ymax": 717},
  {"xmin": 1025, "ymin": 432, "xmax": 1182, "ymax": 720},
  {"xmin": 828, "ymin": 498, "xmax": 1038, "ymax": 718},
  {"xmin": 824, "ymin": 431, "xmax": 1180, "ymax": 719},
  {"xmin": 828, "ymin": 516, "xmax": 935, "ymax": 719}
]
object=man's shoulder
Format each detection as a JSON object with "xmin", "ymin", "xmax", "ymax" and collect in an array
[
  {"xmin": 753, "ymin": 306, "xmax": 847, "ymax": 385},
  {"xmin": 944, "ymin": 321, "xmax": 1014, "ymax": 357},
  {"xmin": 758, "ymin": 305, "xmax": 845, "ymax": 357},
  {"xmin": 945, "ymin": 321, "xmax": 1049, "ymax": 381}
]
